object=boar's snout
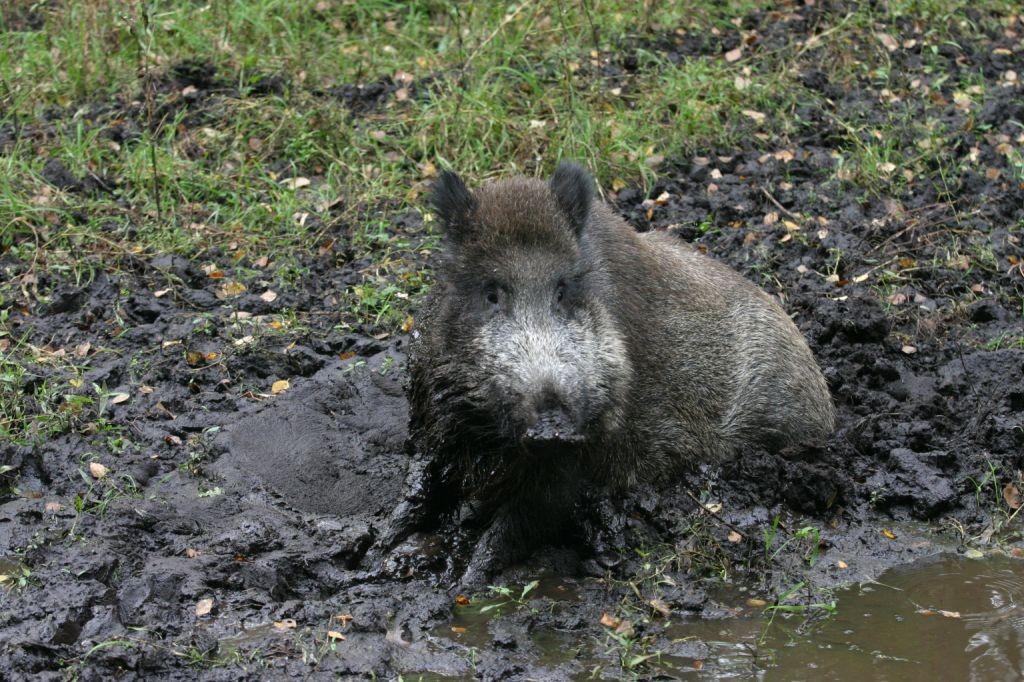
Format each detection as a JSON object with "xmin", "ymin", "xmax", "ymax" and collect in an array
[{"xmin": 522, "ymin": 389, "xmax": 584, "ymax": 446}]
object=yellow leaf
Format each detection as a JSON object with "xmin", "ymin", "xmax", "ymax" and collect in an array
[
  {"xmin": 271, "ymin": 379, "xmax": 290, "ymax": 395},
  {"xmin": 882, "ymin": 529, "xmax": 897, "ymax": 540}
]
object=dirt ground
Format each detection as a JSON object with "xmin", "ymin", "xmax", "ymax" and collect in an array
[{"xmin": 2, "ymin": 2, "xmax": 1024, "ymax": 680}]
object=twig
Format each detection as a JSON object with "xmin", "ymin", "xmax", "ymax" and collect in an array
[{"xmin": 760, "ymin": 187, "xmax": 801, "ymax": 222}]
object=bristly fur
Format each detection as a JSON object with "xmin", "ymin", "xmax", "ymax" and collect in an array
[{"xmin": 407, "ymin": 162, "xmax": 836, "ymax": 581}]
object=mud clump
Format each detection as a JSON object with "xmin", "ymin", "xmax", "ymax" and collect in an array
[{"xmin": 399, "ymin": 163, "xmax": 834, "ymax": 583}]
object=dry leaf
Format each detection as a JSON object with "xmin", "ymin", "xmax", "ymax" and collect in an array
[
  {"xmin": 109, "ymin": 392, "xmax": 130, "ymax": 404},
  {"xmin": 746, "ymin": 598, "xmax": 767, "ymax": 608},
  {"xmin": 273, "ymin": 619, "xmax": 297, "ymax": 631},
  {"xmin": 326, "ymin": 630, "xmax": 346, "ymax": 641},
  {"xmin": 599, "ymin": 613, "xmax": 621, "ymax": 628},
  {"xmin": 89, "ymin": 462, "xmax": 109, "ymax": 479},
  {"xmin": 45, "ymin": 501, "xmax": 62, "ymax": 512},
  {"xmin": 154, "ymin": 288, "xmax": 171, "ymax": 298},
  {"xmin": 281, "ymin": 177, "xmax": 311, "ymax": 189},
  {"xmin": 260, "ymin": 290, "xmax": 278, "ymax": 303},
  {"xmin": 728, "ymin": 530, "xmax": 743, "ymax": 543},
  {"xmin": 882, "ymin": 528, "xmax": 897, "ymax": 539},
  {"xmin": 878, "ymin": 162, "xmax": 897, "ymax": 174},
  {"xmin": 195, "ymin": 598, "xmax": 214, "ymax": 616},
  {"xmin": 1004, "ymin": 482, "xmax": 1022, "ymax": 509},
  {"xmin": 742, "ymin": 109, "xmax": 766, "ymax": 124},
  {"xmin": 185, "ymin": 548, "xmax": 199, "ymax": 558},
  {"xmin": 704, "ymin": 502, "xmax": 723, "ymax": 514},
  {"xmin": 455, "ymin": 595, "xmax": 470, "ymax": 606},
  {"xmin": 901, "ymin": 345, "xmax": 917, "ymax": 354},
  {"xmin": 877, "ymin": 33, "xmax": 899, "ymax": 51},
  {"xmin": 450, "ymin": 626, "xmax": 467, "ymax": 634},
  {"xmin": 763, "ymin": 211, "xmax": 779, "ymax": 226},
  {"xmin": 217, "ymin": 281, "xmax": 246, "ymax": 298},
  {"xmin": 724, "ymin": 46, "xmax": 743, "ymax": 62},
  {"xmin": 837, "ymin": 560, "xmax": 849, "ymax": 569},
  {"xmin": 271, "ymin": 379, "xmax": 290, "ymax": 395},
  {"xmin": 649, "ymin": 598, "xmax": 671, "ymax": 617},
  {"xmin": 853, "ymin": 273, "xmax": 870, "ymax": 283}
]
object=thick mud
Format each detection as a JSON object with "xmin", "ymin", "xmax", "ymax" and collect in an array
[{"xmin": 4, "ymin": 5, "xmax": 1024, "ymax": 681}]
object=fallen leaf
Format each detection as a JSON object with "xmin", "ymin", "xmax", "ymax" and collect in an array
[
  {"xmin": 1004, "ymin": 483, "xmax": 1022, "ymax": 509},
  {"xmin": 326, "ymin": 630, "xmax": 346, "ymax": 641},
  {"xmin": 335, "ymin": 613, "xmax": 353, "ymax": 625},
  {"xmin": 704, "ymin": 502, "xmax": 723, "ymax": 514},
  {"xmin": 964, "ymin": 548, "xmax": 984, "ymax": 559},
  {"xmin": 728, "ymin": 530, "xmax": 743, "ymax": 543},
  {"xmin": 401, "ymin": 315, "xmax": 415, "ymax": 333},
  {"xmin": 742, "ymin": 109, "xmax": 766, "ymax": 124},
  {"xmin": 154, "ymin": 288, "xmax": 171, "ymax": 298},
  {"xmin": 649, "ymin": 598, "xmax": 671, "ymax": 617},
  {"xmin": 614, "ymin": 620, "xmax": 634, "ymax": 638},
  {"xmin": 901, "ymin": 345, "xmax": 917, "ymax": 355},
  {"xmin": 89, "ymin": 462, "xmax": 109, "ymax": 479},
  {"xmin": 271, "ymin": 379, "xmax": 290, "ymax": 395},
  {"xmin": 109, "ymin": 392, "xmax": 130, "ymax": 405},
  {"xmin": 888, "ymin": 293, "xmax": 908, "ymax": 305},
  {"xmin": 195, "ymin": 598, "xmax": 214, "ymax": 616},
  {"xmin": 273, "ymin": 619, "xmax": 297, "ymax": 631},
  {"xmin": 763, "ymin": 211, "xmax": 779, "ymax": 226},
  {"xmin": 724, "ymin": 46, "xmax": 743, "ymax": 62},
  {"xmin": 878, "ymin": 162, "xmax": 897, "ymax": 174},
  {"xmin": 600, "ymin": 612, "xmax": 621, "ymax": 628},
  {"xmin": 217, "ymin": 281, "xmax": 246, "ymax": 298},
  {"xmin": 281, "ymin": 177, "xmax": 310, "ymax": 190},
  {"xmin": 837, "ymin": 560, "xmax": 849, "ymax": 569},
  {"xmin": 746, "ymin": 598, "xmax": 767, "ymax": 608},
  {"xmin": 853, "ymin": 273, "xmax": 870, "ymax": 283},
  {"xmin": 877, "ymin": 33, "xmax": 899, "ymax": 52},
  {"xmin": 260, "ymin": 290, "xmax": 278, "ymax": 303},
  {"xmin": 45, "ymin": 501, "xmax": 62, "ymax": 512},
  {"xmin": 455, "ymin": 595, "xmax": 470, "ymax": 606},
  {"xmin": 164, "ymin": 434, "xmax": 183, "ymax": 446},
  {"xmin": 185, "ymin": 548, "xmax": 199, "ymax": 558},
  {"xmin": 882, "ymin": 528, "xmax": 897, "ymax": 540}
]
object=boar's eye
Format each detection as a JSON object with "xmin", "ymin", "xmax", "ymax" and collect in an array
[
  {"xmin": 483, "ymin": 282, "xmax": 503, "ymax": 310},
  {"xmin": 555, "ymin": 279, "xmax": 567, "ymax": 303}
]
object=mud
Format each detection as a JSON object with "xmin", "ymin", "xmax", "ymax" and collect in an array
[{"xmin": 3, "ymin": 2, "xmax": 1024, "ymax": 680}]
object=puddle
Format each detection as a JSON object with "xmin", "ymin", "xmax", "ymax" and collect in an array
[
  {"xmin": 670, "ymin": 553, "xmax": 1024, "ymax": 680},
  {"xmin": 432, "ymin": 554, "xmax": 1024, "ymax": 680}
]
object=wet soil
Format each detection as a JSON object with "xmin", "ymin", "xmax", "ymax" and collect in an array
[{"xmin": 3, "ymin": 3, "xmax": 1024, "ymax": 680}]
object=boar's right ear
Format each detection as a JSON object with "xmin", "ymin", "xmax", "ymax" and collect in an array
[
  {"xmin": 549, "ymin": 161, "xmax": 593, "ymax": 237},
  {"xmin": 431, "ymin": 170, "xmax": 477, "ymax": 243}
]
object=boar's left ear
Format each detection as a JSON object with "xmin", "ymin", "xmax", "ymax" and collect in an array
[
  {"xmin": 549, "ymin": 161, "xmax": 593, "ymax": 236},
  {"xmin": 431, "ymin": 170, "xmax": 477, "ymax": 242}
]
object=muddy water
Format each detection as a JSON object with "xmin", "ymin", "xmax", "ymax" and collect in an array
[{"xmin": 437, "ymin": 555, "xmax": 1024, "ymax": 680}]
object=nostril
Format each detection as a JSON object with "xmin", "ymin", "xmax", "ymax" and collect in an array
[{"xmin": 524, "ymin": 401, "xmax": 582, "ymax": 444}]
